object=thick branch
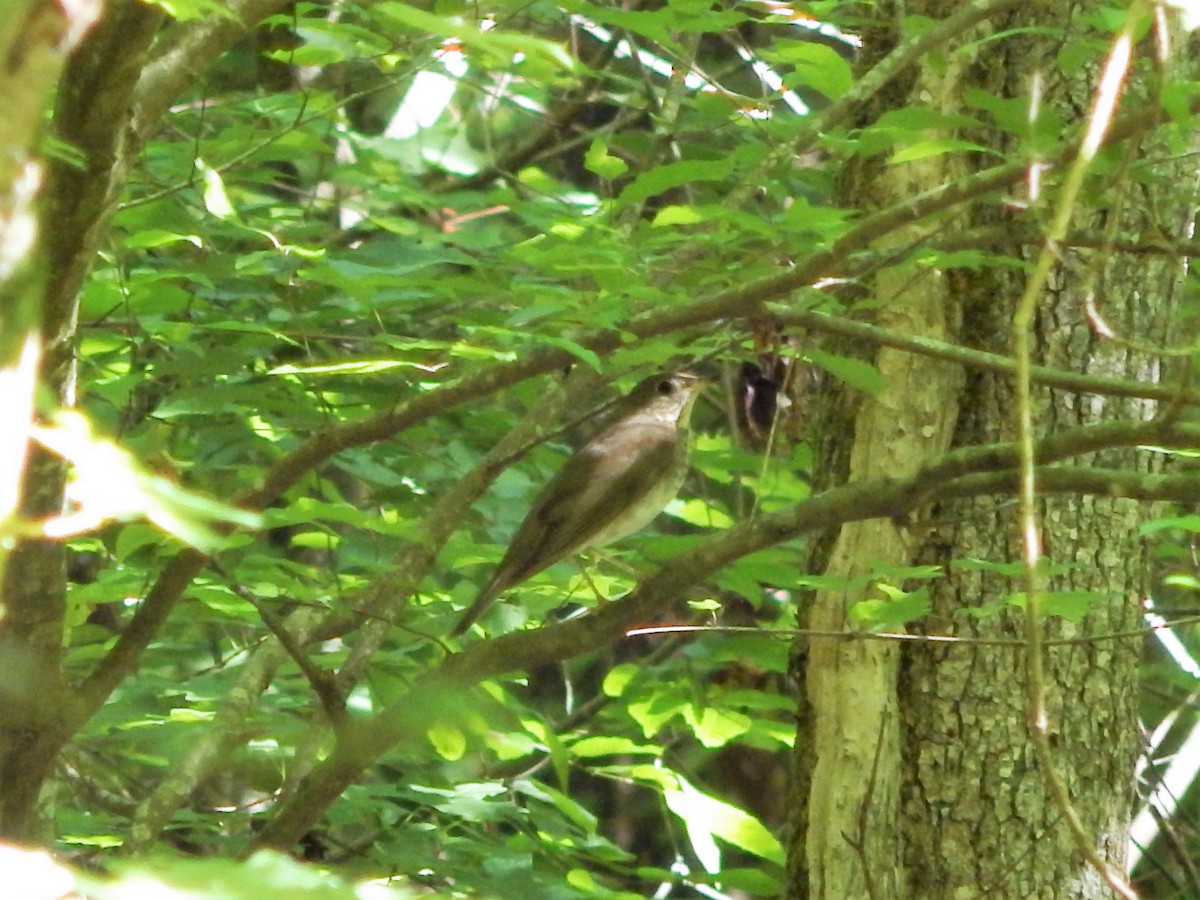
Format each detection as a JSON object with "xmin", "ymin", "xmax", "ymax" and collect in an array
[
  {"xmin": 40, "ymin": 0, "xmax": 164, "ymax": 354},
  {"xmin": 250, "ymin": 417, "xmax": 1200, "ymax": 850},
  {"xmin": 131, "ymin": 0, "xmax": 294, "ymax": 138},
  {"xmin": 0, "ymin": 0, "xmax": 102, "ymax": 842},
  {"xmin": 75, "ymin": 0, "xmax": 1200, "ymax": 756},
  {"xmin": 776, "ymin": 308, "xmax": 1199, "ymax": 406},
  {"xmin": 79, "ymin": 96, "xmax": 1192, "ymax": 721}
]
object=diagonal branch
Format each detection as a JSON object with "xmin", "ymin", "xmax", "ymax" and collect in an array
[
  {"xmin": 75, "ymin": 78, "xmax": 1197, "ymax": 721},
  {"xmin": 131, "ymin": 0, "xmax": 295, "ymax": 140},
  {"xmin": 774, "ymin": 307, "xmax": 1199, "ymax": 406},
  {"xmin": 248, "ymin": 416, "xmax": 1200, "ymax": 850},
  {"xmin": 74, "ymin": 2, "xmax": 1200, "ymax": 749}
]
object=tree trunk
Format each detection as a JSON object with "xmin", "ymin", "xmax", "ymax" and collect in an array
[
  {"xmin": 789, "ymin": 4, "xmax": 1195, "ymax": 897},
  {"xmin": 0, "ymin": 0, "xmax": 103, "ymax": 842}
]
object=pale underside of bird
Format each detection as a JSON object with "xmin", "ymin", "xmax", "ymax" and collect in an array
[{"xmin": 450, "ymin": 372, "xmax": 705, "ymax": 637}]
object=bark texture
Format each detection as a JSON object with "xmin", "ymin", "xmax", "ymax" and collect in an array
[
  {"xmin": 0, "ymin": 0, "xmax": 104, "ymax": 842},
  {"xmin": 0, "ymin": 0, "xmax": 294, "ymax": 841},
  {"xmin": 790, "ymin": 3, "xmax": 1196, "ymax": 897}
]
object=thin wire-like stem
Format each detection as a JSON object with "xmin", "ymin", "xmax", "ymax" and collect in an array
[
  {"xmin": 629, "ymin": 614, "xmax": 1200, "ymax": 649},
  {"xmin": 1010, "ymin": 6, "xmax": 1146, "ymax": 896}
]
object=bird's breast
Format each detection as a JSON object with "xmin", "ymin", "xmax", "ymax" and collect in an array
[{"xmin": 579, "ymin": 445, "xmax": 688, "ymax": 550}]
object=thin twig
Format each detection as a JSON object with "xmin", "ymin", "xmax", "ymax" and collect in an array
[
  {"xmin": 772, "ymin": 308, "xmax": 1200, "ymax": 407},
  {"xmin": 223, "ymin": 578, "xmax": 347, "ymax": 724},
  {"xmin": 629, "ymin": 613, "xmax": 1200, "ymax": 649}
]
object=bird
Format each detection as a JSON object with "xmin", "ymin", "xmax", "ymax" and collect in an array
[{"xmin": 450, "ymin": 371, "xmax": 708, "ymax": 637}]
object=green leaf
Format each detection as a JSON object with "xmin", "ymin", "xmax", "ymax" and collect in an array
[
  {"xmin": 83, "ymin": 850, "xmax": 411, "ymax": 899},
  {"xmin": 196, "ymin": 159, "xmax": 236, "ymax": 220},
  {"xmin": 772, "ymin": 41, "xmax": 853, "ymax": 100},
  {"xmin": 954, "ymin": 557, "xmax": 1076, "ymax": 577},
  {"xmin": 875, "ymin": 107, "xmax": 982, "ymax": 131},
  {"xmin": 720, "ymin": 867, "xmax": 786, "ymax": 896},
  {"xmin": 123, "ymin": 229, "xmax": 203, "ymax": 249},
  {"xmin": 666, "ymin": 497, "xmax": 734, "ymax": 528},
  {"xmin": 652, "ymin": 204, "xmax": 706, "ymax": 227},
  {"xmin": 267, "ymin": 358, "xmax": 430, "ymax": 376},
  {"xmin": 141, "ymin": 0, "xmax": 239, "ymax": 22},
  {"xmin": 1163, "ymin": 573, "xmax": 1200, "ymax": 591},
  {"xmin": 427, "ymin": 721, "xmax": 467, "ymax": 760},
  {"xmin": 684, "ymin": 705, "xmax": 752, "ymax": 748},
  {"xmin": 963, "ymin": 87, "xmax": 1033, "ymax": 135},
  {"xmin": 410, "ymin": 783, "xmax": 511, "ymax": 820},
  {"xmin": 566, "ymin": 868, "xmax": 598, "ymax": 891},
  {"xmin": 570, "ymin": 736, "xmax": 661, "ymax": 757},
  {"xmin": 584, "ymin": 138, "xmax": 628, "ymax": 179},
  {"xmin": 804, "ymin": 349, "xmax": 885, "ymax": 397},
  {"xmin": 602, "ymin": 663, "xmax": 639, "ymax": 697},
  {"xmin": 1007, "ymin": 590, "xmax": 1118, "ymax": 622},
  {"xmin": 849, "ymin": 586, "xmax": 931, "ymax": 631},
  {"xmin": 662, "ymin": 776, "xmax": 784, "ymax": 869},
  {"xmin": 552, "ymin": 0, "xmax": 679, "ymax": 46},
  {"xmin": 1140, "ymin": 514, "xmax": 1200, "ymax": 535},
  {"xmin": 375, "ymin": 2, "xmax": 574, "ymax": 73},
  {"xmin": 513, "ymin": 779, "xmax": 597, "ymax": 832},
  {"xmin": 890, "ymin": 138, "xmax": 997, "ymax": 164},
  {"xmin": 617, "ymin": 158, "xmax": 736, "ymax": 206},
  {"xmin": 627, "ymin": 690, "xmax": 688, "ymax": 738},
  {"xmin": 532, "ymin": 334, "xmax": 603, "ymax": 370}
]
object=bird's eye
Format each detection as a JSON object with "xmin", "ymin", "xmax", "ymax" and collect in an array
[{"xmin": 656, "ymin": 379, "xmax": 675, "ymax": 395}]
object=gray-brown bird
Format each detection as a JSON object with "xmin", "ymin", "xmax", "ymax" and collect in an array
[{"xmin": 451, "ymin": 371, "xmax": 707, "ymax": 637}]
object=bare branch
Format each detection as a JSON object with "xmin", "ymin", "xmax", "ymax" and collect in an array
[
  {"xmin": 776, "ymin": 308, "xmax": 1199, "ymax": 406},
  {"xmin": 132, "ymin": 0, "xmax": 294, "ymax": 139},
  {"xmin": 249, "ymin": 417, "xmax": 1200, "ymax": 850},
  {"xmin": 74, "ymin": 16, "xmax": 1200, "ymax": 765}
]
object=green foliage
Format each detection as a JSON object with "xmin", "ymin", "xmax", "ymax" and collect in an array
[
  {"xmin": 34, "ymin": 412, "xmax": 260, "ymax": 551},
  {"xmin": 143, "ymin": 0, "xmax": 238, "ymax": 22},
  {"xmin": 804, "ymin": 348, "xmax": 885, "ymax": 397},
  {"xmin": 81, "ymin": 850, "xmax": 423, "ymax": 899},
  {"xmin": 7, "ymin": 0, "xmax": 1198, "ymax": 894},
  {"xmin": 44, "ymin": 1, "xmax": 834, "ymax": 889},
  {"xmin": 849, "ymin": 584, "xmax": 932, "ymax": 632}
]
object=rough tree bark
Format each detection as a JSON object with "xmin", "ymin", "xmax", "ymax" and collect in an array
[
  {"xmin": 789, "ymin": 4, "xmax": 1196, "ymax": 898},
  {"xmin": 0, "ymin": 0, "xmax": 294, "ymax": 842},
  {"xmin": 0, "ymin": 0, "xmax": 106, "ymax": 843}
]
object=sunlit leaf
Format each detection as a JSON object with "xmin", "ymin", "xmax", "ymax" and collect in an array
[
  {"xmin": 33, "ymin": 414, "xmax": 260, "ymax": 552},
  {"xmin": 196, "ymin": 159, "xmax": 235, "ymax": 220},
  {"xmin": 684, "ymin": 705, "xmax": 752, "ymax": 748},
  {"xmin": 662, "ymin": 776, "xmax": 784, "ymax": 869},
  {"xmin": 617, "ymin": 158, "xmax": 736, "ymax": 206},
  {"xmin": 652, "ymin": 205, "xmax": 705, "ymax": 227},
  {"xmin": 804, "ymin": 348, "xmax": 885, "ymax": 397},
  {"xmin": 140, "ymin": 0, "xmax": 238, "ymax": 22},
  {"xmin": 570, "ymin": 736, "xmax": 661, "ymax": 757},
  {"xmin": 666, "ymin": 497, "xmax": 734, "ymax": 528},
  {"xmin": 584, "ymin": 138, "xmax": 628, "ymax": 179}
]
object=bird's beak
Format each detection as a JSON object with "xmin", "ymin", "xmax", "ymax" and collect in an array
[{"xmin": 688, "ymin": 360, "xmax": 722, "ymax": 384}]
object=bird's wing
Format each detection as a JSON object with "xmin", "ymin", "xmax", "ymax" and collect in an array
[
  {"xmin": 452, "ymin": 423, "xmax": 686, "ymax": 636},
  {"xmin": 497, "ymin": 428, "xmax": 681, "ymax": 587}
]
